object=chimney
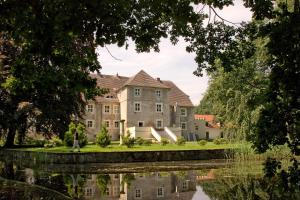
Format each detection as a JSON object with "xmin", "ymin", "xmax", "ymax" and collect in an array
[{"xmin": 157, "ymin": 77, "xmax": 161, "ymax": 82}]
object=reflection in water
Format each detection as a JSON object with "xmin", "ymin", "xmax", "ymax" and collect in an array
[{"xmin": 0, "ymin": 160, "xmax": 300, "ymax": 200}]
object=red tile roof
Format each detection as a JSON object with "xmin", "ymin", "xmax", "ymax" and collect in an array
[{"xmin": 89, "ymin": 71, "xmax": 194, "ymax": 107}]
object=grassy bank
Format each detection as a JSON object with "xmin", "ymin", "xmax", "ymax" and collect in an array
[{"xmin": 18, "ymin": 141, "xmax": 237, "ymax": 153}]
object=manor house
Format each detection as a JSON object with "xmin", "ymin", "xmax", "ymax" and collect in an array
[{"xmin": 83, "ymin": 70, "xmax": 217, "ymax": 142}]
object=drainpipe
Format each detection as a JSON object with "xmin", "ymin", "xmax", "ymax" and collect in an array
[{"xmin": 119, "ymin": 119, "xmax": 125, "ymax": 145}]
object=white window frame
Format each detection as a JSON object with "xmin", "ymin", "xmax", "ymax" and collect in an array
[
  {"xmin": 138, "ymin": 121, "xmax": 144, "ymax": 127},
  {"xmin": 135, "ymin": 188, "xmax": 142, "ymax": 199},
  {"xmin": 156, "ymin": 103, "xmax": 163, "ymax": 113},
  {"xmin": 87, "ymin": 104, "xmax": 94, "ymax": 113},
  {"xmin": 181, "ymin": 122, "xmax": 187, "ymax": 130},
  {"xmin": 85, "ymin": 187, "xmax": 94, "ymax": 197},
  {"xmin": 86, "ymin": 120, "xmax": 94, "ymax": 128},
  {"xmin": 113, "ymin": 105, "xmax": 120, "ymax": 114},
  {"xmin": 180, "ymin": 107, "xmax": 187, "ymax": 116},
  {"xmin": 182, "ymin": 181, "xmax": 188, "ymax": 190},
  {"xmin": 156, "ymin": 119, "xmax": 163, "ymax": 129},
  {"xmin": 155, "ymin": 90, "xmax": 162, "ymax": 98},
  {"xmin": 157, "ymin": 186, "xmax": 164, "ymax": 197},
  {"xmin": 114, "ymin": 120, "xmax": 119, "ymax": 129},
  {"xmin": 134, "ymin": 88, "xmax": 141, "ymax": 97},
  {"xmin": 103, "ymin": 105, "xmax": 110, "ymax": 114},
  {"xmin": 134, "ymin": 102, "xmax": 141, "ymax": 112},
  {"xmin": 104, "ymin": 120, "xmax": 110, "ymax": 128}
]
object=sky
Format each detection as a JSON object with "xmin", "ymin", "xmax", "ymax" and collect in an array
[{"xmin": 97, "ymin": 0, "xmax": 252, "ymax": 105}]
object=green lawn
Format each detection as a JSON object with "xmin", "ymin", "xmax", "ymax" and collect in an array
[{"xmin": 20, "ymin": 142, "xmax": 238, "ymax": 153}]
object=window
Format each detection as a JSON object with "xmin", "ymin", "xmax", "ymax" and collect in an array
[
  {"xmin": 106, "ymin": 188, "xmax": 110, "ymax": 196},
  {"xmin": 113, "ymin": 105, "xmax": 119, "ymax": 114},
  {"xmin": 138, "ymin": 121, "xmax": 144, "ymax": 127},
  {"xmin": 156, "ymin": 103, "xmax": 163, "ymax": 112},
  {"xmin": 157, "ymin": 187, "xmax": 164, "ymax": 197},
  {"xmin": 206, "ymin": 131, "xmax": 209, "ymax": 139},
  {"xmin": 134, "ymin": 88, "xmax": 141, "ymax": 96},
  {"xmin": 182, "ymin": 181, "xmax": 187, "ymax": 190},
  {"xmin": 114, "ymin": 121, "xmax": 119, "ymax": 128},
  {"xmin": 195, "ymin": 125, "xmax": 199, "ymax": 131},
  {"xmin": 87, "ymin": 104, "xmax": 94, "ymax": 113},
  {"xmin": 104, "ymin": 105, "xmax": 110, "ymax": 113},
  {"xmin": 134, "ymin": 102, "xmax": 141, "ymax": 112},
  {"xmin": 85, "ymin": 187, "xmax": 94, "ymax": 197},
  {"xmin": 156, "ymin": 120, "xmax": 163, "ymax": 129},
  {"xmin": 181, "ymin": 122, "xmax": 187, "ymax": 130},
  {"xmin": 180, "ymin": 108, "xmax": 187, "ymax": 116},
  {"xmin": 104, "ymin": 120, "xmax": 110, "ymax": 128},
  {"xmin": 220, "ymin": 132, "xmax": 224, "ymax": 138},
  {"xmin": 87, "ymin": 120, "xmax": 94, "ymax": 128},
  {"xmin": 135, "ymin": 189, "xmax": 142, "ymax": 199},
  {"xmin": 155, "ymin": 90, "xmax": 161, "ymax": 97}
]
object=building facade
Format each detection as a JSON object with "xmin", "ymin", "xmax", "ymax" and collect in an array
[{"xmin": 82, "ymin": 70, "xmax": 195, "ymax": 141}]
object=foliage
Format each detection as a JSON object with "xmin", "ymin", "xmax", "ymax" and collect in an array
[
  {"xmin": 161, "ymin": 138, "xmax": 169, "ymax": 146},
  {"xmin": 24, "ymin": 137, "xmax": 46, "ymax": 147},
  {"xmin": 96, "ymin": 125, "xmax": 111, "ymax": 147},
  {"xmin": 135, "ymin": 137, "xmax": 145, "ymax": 146},
  {"xmin": 122, "ymin": 134, "xmax": 135, "ymax": 148},
  {"xmin": 176, "ymin": 137, "xmax": 186, "ymax": 146},
  {"xmin": 64, "ymin": 122, "xmax": 87, "ymax": 147},
  {"xmin": 142, "ymin": 139, "xmax": 152, "ymax": 146},
  {"xmin": 44, "ymin": 136, "xmax": 63, "ymax": 148},
  {"xmin": 96, "ymin": 174, "xmax": 111, "ymax": 195},
  {"xmin": 0, "ymin": 0, "xmax": 271, "ymax": 148},
  {"xmin": 198, "ymin": 140, "xmax": 207, "ymax": 146},
  {"xmin": 196, "ymin": 38, "xmax": 269, "ymax": 141},
  {"xmin": 213, "ymin": 138, "xmax": 221, "ymax": 145}
]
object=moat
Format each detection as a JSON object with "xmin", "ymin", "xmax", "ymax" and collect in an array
[{"xmin": 0, "ymin": 159, "xmax": 271, "ymax": 200}]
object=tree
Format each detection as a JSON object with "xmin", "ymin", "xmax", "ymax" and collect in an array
[
  {"xmin": 64, "ymin": 122, "xmax": 87, "ymax": 147},
  {"xmin": 0, "ymin": 0, "xmax": 240, "ymax": 147},
  {"xmin": 96, "ymin": 125, "xmax": 111, "ymax": 147}
]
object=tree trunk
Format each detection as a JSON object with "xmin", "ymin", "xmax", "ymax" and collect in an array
[{"xmin": 4, "ymin": 127, "xmax": 16, "ymax": 148}]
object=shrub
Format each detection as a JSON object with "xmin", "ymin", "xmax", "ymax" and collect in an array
[
  {"xmin": 136, "ymin": 137, "xmax": 145, "ymax": 145},
  {"xmin": 122, "ymin": 134, "xmax": 135, "ymax": 148},
  {"xmin": 198, "ymin": 140, "xmax": 207, "ymax": 146},
  {"xmin": 219, "ymin": 138, "xmax": 229, "ymax": 144},
  {"xmin": 25, "ymin": 137, "xmax": 46, "ymax": 147},
  {"xmin": 213, "ymin": 138, "xmax": 221, "ymax": 145},
  {"xmin": 143, "ymin": 140, "xmax": 152, "ymax": 146},
  {"xmin": 176, "ymin": 137, "xmax": 186, "ymax": 145},
  {"xmin": 64, "ymin": 122, "xmax": 88, "ymax": 147},
  {"xmin": 96, "ymin": 126, "xmax": 111, "ymax": 147},
  {"xmin": 161, "ymin": 138, "xmax": 169, "ymax": 146},
  {"xmin": 45, "ymin": 136, "xmax": 63, "ymax": 148}
]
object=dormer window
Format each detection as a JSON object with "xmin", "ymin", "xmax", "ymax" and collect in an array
[{"xmin": 134, "ymin": 88, "xmax": 141, "ymax": 97}]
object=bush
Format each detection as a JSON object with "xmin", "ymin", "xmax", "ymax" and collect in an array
[
  {"xmin": 122, "ymin": 134, "xmax": 135, "ymax": 148},
  {"xmin": 213, "ymin": 138, "xmax": 221, "ymax": 145},
  {"xmin": 45, "ymin": 136, "xmax": 63, "ymax": 148},
  {"xmin": 136, "ymin": 137, "xmax": 145, "ymax": 145},
  {"xmin": 25, "ymin": 137, "xmax": 46, "ymax": 147},
  {"xmin": 219, "ymin": 138, "xmax": 229, "ymax": 144},
  {"xmin": 161, "ymin": 138, "xmax": 169, "ymax": 146},
  {"xmin": 96, "ymin": 126, "xmax": 111, "ymax": 147},
  {"xmin": 64, "ymin": 122, "xmax": 88, "ymax": 147},
  {"xmin": 198, "ymin": 140, "xmax": 207, "ymax": 146},
  {"xmin": 143, "ymin": 140, "xmax": 152, "ymax": 146},
  {"xmin": 213, "ymin": 138, "xmax": 228, "ymax": 145},
  {"xmin": 176, "ymin": 137, "xmax": 186, "ymax": 145}
]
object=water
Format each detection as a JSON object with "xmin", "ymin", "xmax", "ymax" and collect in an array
[{"xmin": 0, "ymin": 159, "xmax": 298, "ymax": 200}]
